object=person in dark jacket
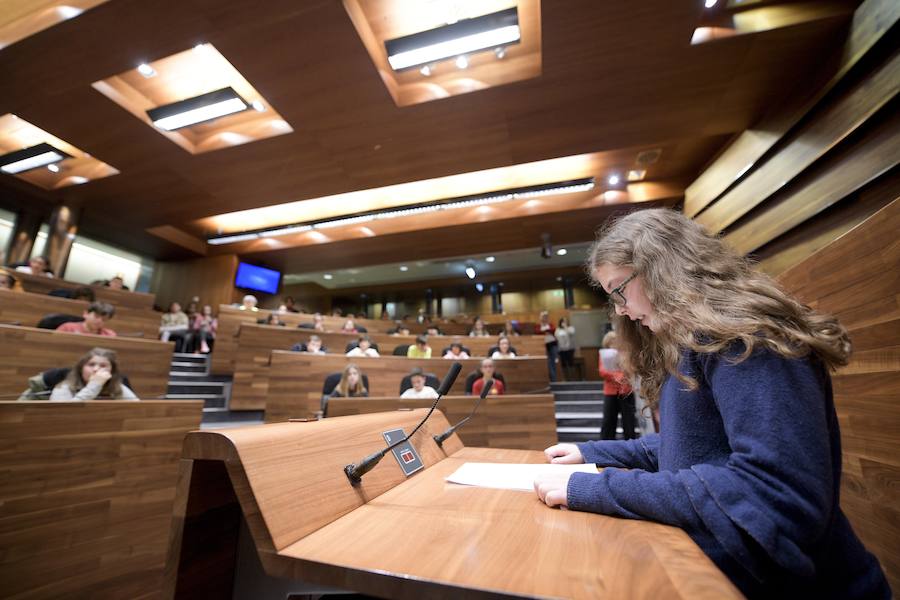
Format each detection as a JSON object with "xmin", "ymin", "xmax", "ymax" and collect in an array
[{"xmin": 533, "ymin": 209, "xmax": 889, "ymax": 599}]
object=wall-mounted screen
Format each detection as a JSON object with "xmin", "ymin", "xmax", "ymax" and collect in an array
[{"xmin": 235, "ymin": 262, "xmax": 281, "ymax": 294}]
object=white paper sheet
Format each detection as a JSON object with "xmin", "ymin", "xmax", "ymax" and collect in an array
[
  {"xmin": 600, "ymin": 348, "xmax": 620, "ymax": 371},
  {"xmin": 445, "ymin": 462, "xmax": 599, "ymax": 492}
]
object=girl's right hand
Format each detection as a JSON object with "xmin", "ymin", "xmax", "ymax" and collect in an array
[
  {"xmin": 89, "ymin": 369, "xmax": 112, "ymax": 386},
  {"xmin": 544, "ymin": 443, "xmax": 584, "ymax": 464}
]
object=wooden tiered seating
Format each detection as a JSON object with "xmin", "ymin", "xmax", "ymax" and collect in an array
[
  {"xmin": 293, "ymin": 394, "xmax": 558, "ymax": 451},
  {"xmin": 0, "ymin": 324, "xmax": 173, "ymax": 399},
  {"xmin": 0, "ymin": 400, "xmax": 203, "ymax": 599},
  {"xmin": 0, "ymin": 289, "xmax": 160, "ymax": 338},
  {"xmin": 240, "ymin": 351, "xmax": 550, "ymax": 414},
  {"xmin": 165, "ymin": 410, "xmax": 741, "ymax": 598},
  {"xmin": 5, "ymin": 268, "xmax": 156, "ymax": 310}
]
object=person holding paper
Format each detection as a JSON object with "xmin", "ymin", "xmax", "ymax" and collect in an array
[{"xmin": 533, "ymin": 209, "xmax": 888, "ymax": 599}]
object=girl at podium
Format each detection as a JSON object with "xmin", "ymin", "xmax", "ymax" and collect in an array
[{"xmin": 534, "ymin": 209, "xmax": 889, "ymax": 599}]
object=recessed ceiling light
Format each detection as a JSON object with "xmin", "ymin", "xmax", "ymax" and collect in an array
[
  {"xmin": 251, "ymin": 100, "xmax": 265, "ymax": 112},
  {"xmin": 420, "ymin": 65, "xmax": 432, "ymax": 76},
  {"xmin": 465, "ymin": 266, "xmax": 476, "ymax": 279},
  {"xmin": 137, "ymin": 63, "xmax": 156, "ymax": 78},
  {"xmin": 485, "ymin": 256, "xmax": 495, "ymax": 262},
  {"xmin": 385, "ymin": 7, "xmax": 520, "ymax": 71},
  {"xmin": 70, "ymin": 176, "xmax": 89, "ymax": 185},
  {"xmin": 627, "ymin": 169, "xmax": 646, "ymax": 181},
  {"xmin": 47, "ymin": 163, "xmax": 60, "ymax": 173},
  {"xmin": 455, "ymin": 55, "xmax": 469, "ymax": 69},
  {"xmin": 494, "ymin": 47, "xmax": 506, "ymax": 59},
  {"xmin": 0, "ymin": 143, "xmax": 71, "ymax": 174},
  {"xmin": 557, "ymin": 248, "xmax": 568, "ymax": 256},
  {"xmin": 608, "ymin": 174, "xmax": 620, "ymax": 186},
  {"xmin": 323, "ymin": 273, "xmax": 333, "ymax": 280},
  {"xmin": 399, "ymin": 265, "xmax": 409, "ymax": 271},
  {"xmin": 475, "ymin": 283, "xmax": 484, "ymax": 292},
  {"xmin": 147, "ymin": 87, "xmax": 250, "ymax": 131}
]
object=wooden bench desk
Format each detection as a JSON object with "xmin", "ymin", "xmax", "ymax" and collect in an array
[
  {"xmin": 0, "ymin": 324, "xmax": 174, "ymax": 399},
  {"xmin": 319, "ymin": 394, "xmax": 558, "ymax": 451},
  {"xmin": 0, "ymin": 400, "xmax": 203, "ymax": 599},
  {"xmin": 5, "ymin": 268, "xmax": 156, "ymax": 310},
  {"xmin": 233, "ymin": 351, "xmax": 550, "ymax": 413},
  {"xmin": 165, "ymin": 410, "xmax": 742, "ymax": 599}
]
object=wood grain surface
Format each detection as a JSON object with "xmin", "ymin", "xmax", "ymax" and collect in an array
[
  {"xmin": 0, "ymin": 324, "xmax": 174, "ymax": 399},
  {"xmin": 4, "ymin": 268, "xmax": 156, "ymax": 310},
  {"xmin": 0, "ymin": 400, "xmax": 203, "ymax": 600},
  {"xmin": 777, "ymin": 198, "xmax": 899, "ymax": 592},
  {"xmin": 0, "ymin": 288, "xmax": 160, "ymax": 338},
  {"xmin": 241, "ymin": 350, "xmax": 550, "ymax": 413},
  {"xmin": 169, "ymin": 411, "xmax": 741, "ymax": 599}
]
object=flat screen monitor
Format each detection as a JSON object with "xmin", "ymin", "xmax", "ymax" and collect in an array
[{"xmin": 235, "ymin": 262, "xmax": 281, "ymax": 295}]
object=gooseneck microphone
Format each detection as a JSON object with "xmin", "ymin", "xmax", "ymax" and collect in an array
[
  {"xmin": 433, "ymin": 378, "xmax": 492, "ymax": 447},
  {"xmin": 343, "ymin": 361, "xmax": 462, "ymax": 485}
]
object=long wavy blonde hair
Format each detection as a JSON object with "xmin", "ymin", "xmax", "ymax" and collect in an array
[{"xmin": 587, "ymin": 209, "xmax": 850, "ymax": 409}]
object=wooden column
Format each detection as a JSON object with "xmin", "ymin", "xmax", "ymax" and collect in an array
[
  {"xmin": 45, "ymin": 205, "xmax": 79, "ymax": 278},
  {"xmin": 4, "ymin": 210, "xmax": 42, "ymax": 265}
]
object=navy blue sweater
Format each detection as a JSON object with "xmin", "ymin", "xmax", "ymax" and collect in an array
[{"xmin": 568, "ymin": 345, "xmax": 890, "ymax": 598}]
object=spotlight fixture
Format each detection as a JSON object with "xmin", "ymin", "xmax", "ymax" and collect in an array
[
  {"xmin": 455, "ymin": 55, "xmax": 469, "ymax": 69},
  {"xmin": 206, "ymin": 178, "xmax": 595, "ymax": 245},
  {"xmin": 475, "ymin": 283, "xmax": 484, "ymax": 293},
  {"xmin": 323, "ymin": 273, "xmax": 333, "ymax": 280},
  {"xmin": 146, "ymin": 87, "xmax": 250, "ymax": 131},
  {"xmin": 494, "ymin": 46, "xmax": 506, "ymax": 59},
  {"xmin": 608, "ymin": 174, "xmax": 621, "ymax": 186},
  {"xmin": 251, "ymin": 100, "xmax": 266, "ymax": 112},
  {"xmin": 420, "ymin": 65, "xmax": 432, "ymax": 76},
  {"xmin": 137, "ymin": 63, "xmax": 156, "ymax": 78},
  {"xmin": 0, "ymin": 143, "xmax": 71, "ymax": 174},
  {"xmin": 465, "ymin": 265, "xmax": 477, "ymax": 279},
  {"xmin": 485, "ymin": 256, "xmax": 496, "ymax": 262},
  {"xmin": 47, "ymin": 164, "xmax": 61, "ymax": 173},
  {"xmin": 399, "ymin": 265, "xmax": 409, "ymax": 272},
  {"xmin": 556, "ymin": 248, "xmax": 568, "ymax": 256},
  {"xmin": 385, "ymin": 7, "xmax": 520, "ymax": 71}
]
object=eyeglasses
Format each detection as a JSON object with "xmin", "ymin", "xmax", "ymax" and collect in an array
[{"xmin": 608, "ymin": 272, "xmax": 637, "ymax": 307}]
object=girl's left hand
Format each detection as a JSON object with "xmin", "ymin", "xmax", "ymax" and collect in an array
[{"xmin": 534, "ymin": 472, "xmax": 572, "ymax": 508}]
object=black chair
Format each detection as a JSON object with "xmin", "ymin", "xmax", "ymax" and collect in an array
[
  {"xmin": 291, "ymin": 342, "xmax": 328, "ymax": 353},
  {"xmin": 321, "ymin": 371, "xmax": 370, "ymax": 416},
  {"xmin": 392, "ymin": 344, "xmax": 411, "ymax": 356},
  {"xmin": 36, "ymin": 313, "xmax": 83, "ymax": 330},
  {"xmin": 398, "ymin": 372, "xmax": 440, "ymax": 395},
  {"xmin": 486, "ymin": 345, "xmax": 518, "ymax": 356},
  {"xmin": 257, "ymin": 318, "xmax": 286, "ymax": 326},
  {"xmin": 297, "ymin": 322, "xmax": 315, "ymax": 329},
  {"xmin": 464, "ymin": 371, "xmax": 505, "ymax": 394},
  {"xmin": 356, "ymin": 325, "xmax": 368, "ymax": 333}
]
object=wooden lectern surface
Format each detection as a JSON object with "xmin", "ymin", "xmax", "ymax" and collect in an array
[{"xmin": 170, "ymin": 411, "xmax": 742, "ymax": 599}]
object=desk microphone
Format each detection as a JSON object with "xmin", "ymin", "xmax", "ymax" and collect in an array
[
  {"xmin": 433, "ymin": 378, "xmax": 492, "ymax": 448},
  {"xmin": 343, "ymin": 361, "xmax": 462, "ymax": 485}
]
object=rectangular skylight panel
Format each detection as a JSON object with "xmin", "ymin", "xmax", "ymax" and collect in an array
[{"xmin": 1, "ymin": 149, "xmax": 66, "ymax": 173}]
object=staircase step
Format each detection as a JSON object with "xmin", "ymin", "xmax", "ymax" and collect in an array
[
  {"xmin": 164, "ymin": 394, "xmax": 226, "ymax": 409},
  {"xmin": 171, "ymin": 353, "xmax": 209, "ymax": 364},
  {"xmin": 550, "ymin": 381, "xmax": 604, "ymax": 392},
  {"xmin": 167, "ymin": 381, "xmax": 227, "ymax": 395},
  {"xmin": 169, "ymin": 371, "xmax": 209, "ymax": 378},
  {"xmin": 553, "ymin": 390, "xmax": 602, "ymax": 402},
  {"xmin": 554, "ymin": 400, "xmax": 603, "ymax": 413},
  {"xmin": 201, "ymin": 407, "xmax": 265, "ymax": 425}
]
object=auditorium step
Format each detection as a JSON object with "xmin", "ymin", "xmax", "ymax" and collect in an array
[
  {"xmin": 550, "ymin": 381, "xmax": 605, "ymax": 392},
  {"xmin": 164, "ymin": 354, "xmax": 228, "ymax": 410}
]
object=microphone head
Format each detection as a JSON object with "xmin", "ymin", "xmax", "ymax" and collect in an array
[
  {"xmin": 480, "ymin": 378, "xmax": 494, "ymax": 399},
  {"xmin": 437, "ymin": 361, "xmax": 463, "ymax": 396}
]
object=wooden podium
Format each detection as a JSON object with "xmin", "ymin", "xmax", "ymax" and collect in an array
[{"xmin": 164, "ymin": 410, "xmax": 742, "ymax": 599}]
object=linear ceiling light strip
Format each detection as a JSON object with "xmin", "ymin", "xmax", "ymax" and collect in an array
[
  {"xmin": 146, "ymin": 87, "xmax": 249, "ymax": 131},
  {"xmin": 0, "ymin": 142, "xmax": 71, "ymax": 174},
  {"xmin": 207, "ymin": 177, "xmax": 594, "ymax": 245}
]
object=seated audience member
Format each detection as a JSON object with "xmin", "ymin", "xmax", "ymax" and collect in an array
[
  {"xmin": 15, "ymin": 255, "xmax": 53, "ymax": 278},
  {"xmin": 426, "ymin": 326, "xmax": 442, "ymax": 336},
  {"xmin": 472, "ymin": 358, "xmax": 506, "ymax": 396},
  {"xmin": 443, "ymin": 342, "xmax": 470, "ymax": 360},
  {"xmin": 56, "ymin": 301, "xmax": 117, "ymax": 336},
  {"xmin": 159, "ymin": 302, "xmax": 190, "ymax": 351},
  {"xmin": 380, "ymin": 311, "xmax": 392, "ymax": 321},
  {"xmin": 300, "ymin": 334, "xmax": 326, "ymax": 354},
  {"xmin": 238, "ymin": 295, "xmax": 259, "ymax": 311},
  {"xmin": 330, "ymin": 363, "xmax": 368, "ymax": 397},
  {"xmin": 282, "ymin": 296, "xmax": 300, "ymax": 313},
  {"xmin": 48, "ymin": 285, "xmax": 95, "ymax": 301},
  {"xmin": 263, "ymin": 312, "xmax": 286, "ymax": 326},
  {"xmin": 469, "ymin": 316, "xmax": 490, "ymax": 337},
  {"xmin": 346, "ymin": 335, "xmax": 379, "ymax": 357},
  {"xmin": 0, "ymin": 272, "xmax": 16, "ymax": 290},
  {"xmin": 105, "ymin": 274, "xmax": 130, "ymax": 290},
  {"xmin": 331, "ymin": 308, "xmax": 343, "ymax": 317},
  {"xmin": 400, "ymin": 367, "xmax": 439, "ymax": 399},
  {"xmin": 502, "ymin": 320, "xmax": 521, "ymax": 337},
  {"xmin": 491, "ymin": 335, "xmax": 517, "ymax": 359},
  {"xmin": 406, "ymin": 335, "xmax": 432, "ymax": 359},
  {"xmin": 49, "ymin": 348, "xmax": 137, "ymax": 400},
  {"xmin": 189, "ymin": 304, "xmax": 217, "ymax": 354},
  {"xmin": 390, "ymin": 325, "xmax": 412, "ymax": 336},
  {"xmin": 341, "ymin": 318, "xmax": 359, "ymax": 333}
]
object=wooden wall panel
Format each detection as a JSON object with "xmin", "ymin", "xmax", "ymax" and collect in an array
[
  {"xmin": 258, "ymin": 351, "xmax": 550, "ymax": 415},
  {"xmin": 0, "ymin": 324, "xmax": 173, "ymax": 399},
  {"xmin": 151, "ymin": 254, "xmax": 239, "ymax": 313},
  {"xmin": 0, "ymin": 289, "xmax": 160, "ymax": 338},
  {"xmin": 777, "ymin": 198, "xmax": 900, "ymax": 592},
  {"xmin": 318, "ymin": 394, "xmax": 557, "ymax": 451},
  {"xmin": 0, "ymin": 400, "xmax": 203, "ymax": 599}
]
